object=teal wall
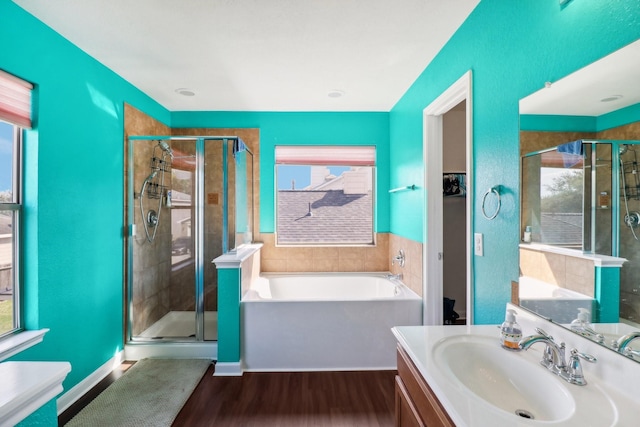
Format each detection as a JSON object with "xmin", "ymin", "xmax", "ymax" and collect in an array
[
  {"xmin": 1, "ymin": 0, "xmax": 170, "ymax": 396},
  {"xmin": 595, "ymin": 266, "xmax": 621, "ymax": 323},
  {"xmin": 3, "ymin": 1, "xmax": 640, "ymax": 418},
  {"xmin": 16, "ymin": 399, "xmax": 57, "ymax": 426},
  {"xmin": 390, "ymin": 0, "xmax": 640, "ymax": 324},
  {"xmin": 217, "ymin": 268, "xmax": 241, "ymax": 363},
  {"xmin": 172, "ymin": 112, "xmax": 391, "ymax": 233}
]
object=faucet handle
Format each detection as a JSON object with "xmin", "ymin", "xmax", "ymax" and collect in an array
[
  {"xmin": 562, "ymin": 348, "xmax": 597, "ymax": 386},
  {"xmin": 392, "ymin": 249, "xmax": 406, "ymax": 267},
  {"xmin": 572, "ymin": 349, "xmax": 597, "ymax": 363}
]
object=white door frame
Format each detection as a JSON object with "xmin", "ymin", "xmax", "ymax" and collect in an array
[{"xmin": 423, "ymin": 71, "xmax": 473, "ymax": 325}]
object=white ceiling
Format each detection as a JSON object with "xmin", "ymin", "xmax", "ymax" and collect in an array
[
  {"xmin": 520, "ymin": 38, "xmax": 640, "ymax": 117},
  {"xmin": 14, "ymin": 0, "xmax": 480, "ymax": 112}
]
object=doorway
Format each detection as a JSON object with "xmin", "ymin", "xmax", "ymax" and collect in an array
[{"xmin": 423, "ymin": 71, "xmax": 473, "ymax": 325}]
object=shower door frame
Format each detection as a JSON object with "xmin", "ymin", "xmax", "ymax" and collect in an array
[{"xmin": 126, "ymin": 135, "xmax": 243, "ymax": 344}]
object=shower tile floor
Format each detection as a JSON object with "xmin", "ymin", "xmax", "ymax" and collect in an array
[{"xmin": 138, "ymin": 311, "xmax": 218, "ymax": 341}]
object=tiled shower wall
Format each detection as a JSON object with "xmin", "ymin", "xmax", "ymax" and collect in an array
[{"xmin": 124, "ymin": 104, "xmax": 172, "ymax": 335}]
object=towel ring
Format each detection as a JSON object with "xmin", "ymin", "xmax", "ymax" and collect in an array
[{"xmin": 481, "ymin": 187, "xmax": 501, "ymax": 220}]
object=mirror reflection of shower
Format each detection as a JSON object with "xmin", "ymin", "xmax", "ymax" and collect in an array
[
  {"xmin": 619, "ymin": 143, "xmax": 640, "ymax": 240},
  {"xmin": 139, "ymin": 140, "xmax": 173, "ymax": 243}
]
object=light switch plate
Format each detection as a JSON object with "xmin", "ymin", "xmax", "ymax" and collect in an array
[{"xmin": 474, "ymin": 233, "xmax": 483, "ymax": 256}]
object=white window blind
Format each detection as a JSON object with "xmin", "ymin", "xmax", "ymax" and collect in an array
[
  {"xmin": 275, "ymin": 146, "xmax": 376, "ymax": 166},
  {"xmin": 0, "ymin": 69, "xmax": 33, "ymax": 129}
]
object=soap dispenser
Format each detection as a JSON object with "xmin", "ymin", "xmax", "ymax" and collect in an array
[
  {"xmin": 570, "ymin": 308, "xmax": 592, "ymax": 333},
  {"xmin": 500, "ymin": 309, "xmax": 522, "ymax": 351},
  {"xmin": 569, "ymin": 308, "xmax": 604, "ymax": 342}
]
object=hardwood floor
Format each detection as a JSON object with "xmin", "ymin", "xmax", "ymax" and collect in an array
[
  {"xmin": 172, "ymin": 365, "xmax": 396, "ymax": 427},
  {"xmin": 59, "ymin": 362, "xmax": 395, "ymax": 427}
]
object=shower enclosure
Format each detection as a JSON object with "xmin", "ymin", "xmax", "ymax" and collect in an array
[
  {"xmin": 126, "ymin": 136, "xmax": 253, "ymax": 345},
  {"xmin": 522, "ymin": 139, "xmax": 640, "ymax": 324}
]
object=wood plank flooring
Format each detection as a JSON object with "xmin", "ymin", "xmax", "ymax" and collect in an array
[
  {"xmin": 172, "ymin": 365, "xmax": 396, "ymax": 427},
  {"xmin": 59, "ymin": 362, "xmax": 395, "ymax": 427}
]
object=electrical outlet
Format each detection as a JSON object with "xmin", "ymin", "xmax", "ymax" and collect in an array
[{"xmin": 474, "ymin": 233, "xmax": 483, "ymax": 256}]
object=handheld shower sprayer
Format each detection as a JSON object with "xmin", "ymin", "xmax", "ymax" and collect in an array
[
  {"xmin": 146, "ymin": 170, "xmax": 158, "ymax": 182},
  {"xmin": 139, "ymin": 140, "xmax": 173, "ymax": 243}
]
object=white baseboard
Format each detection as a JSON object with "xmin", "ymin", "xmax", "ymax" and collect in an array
[
  {"xmin": 57, "ymin": 350, "xmax": 124, "ymax": 415},
  {"xmin": 213, "ymin": 361, "xmax": 243, "ymax": 376}
]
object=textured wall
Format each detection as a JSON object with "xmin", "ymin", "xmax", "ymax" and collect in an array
[
  {"xmin": 2, "ymin": 1, "xmax": 170, "ymax": 392},
  {"xmin": 389, "ymin": 0, "xmax": 640, "ymax": 323}
]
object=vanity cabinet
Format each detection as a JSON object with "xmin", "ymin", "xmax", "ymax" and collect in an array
[{"xmin": 395, "ymin": 345, "xmax": 455, "ymax": 427}]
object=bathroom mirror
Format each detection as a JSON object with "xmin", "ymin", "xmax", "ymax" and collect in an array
[{"xmin": 518, "ymin": 38, "xmax": 640, "ymax": 361}]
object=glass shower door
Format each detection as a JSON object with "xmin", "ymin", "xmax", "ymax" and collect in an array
[{"xmin": 128, "ymin": 136, "xmax": 251, "ymax": 343}]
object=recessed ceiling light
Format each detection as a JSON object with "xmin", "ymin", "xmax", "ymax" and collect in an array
[
  {"xmin": 175, "ymin": 88, "xmax": 195, "ymax": 97},
  {"xmin": 600, "ymin": 95, "xmax": 623, "ymax": 102},
  {"xmin": 328, "ymin": 90, "xmax": 345, "ymax": 98}
]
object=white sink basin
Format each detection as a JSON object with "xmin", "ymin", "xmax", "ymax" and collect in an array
[
  {"xmin": 432, "ymin": 334, "xmax": 574, "ymax": 422},
  {"xmin": 393, "ymin": 322, "xmax": 640, "ymax": 426}
]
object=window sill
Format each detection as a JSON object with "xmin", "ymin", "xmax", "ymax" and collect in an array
[{"xmin": 0, "ymin": 329, "xmax": 49, "ymax": 362}]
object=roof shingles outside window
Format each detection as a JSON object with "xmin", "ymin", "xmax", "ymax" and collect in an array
[{"xmin": 277, "ymin": 190, "xmax": 373, "ymax": 244}]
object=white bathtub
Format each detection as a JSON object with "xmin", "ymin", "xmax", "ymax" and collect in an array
[
  {"xmin": 241, "ymin": 272, "xmax": 422, "ymax": 371},
  {"xmin": 519, "ymin": 276, "xmax": 596, "ymax": 324}
]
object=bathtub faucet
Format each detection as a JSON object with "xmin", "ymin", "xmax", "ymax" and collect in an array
[
  {"xmin": 392, "ymin": 249, "xmax": 406, "ymax": 267},
  {"xmin": 386, "ymin": 273, "xmax": 403, "ymax": 281}
]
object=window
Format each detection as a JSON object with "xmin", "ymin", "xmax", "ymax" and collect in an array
[
  {"xmin": 275, "ymin": 146, "xmax": 375, "ymax": 245},
  {"xmin": 0, "ymin": 70, "xmax": 31, "ymax": 339},
  {"xmin": 0, "ymin": 120, "xmax": 21, "ymax": 337}
]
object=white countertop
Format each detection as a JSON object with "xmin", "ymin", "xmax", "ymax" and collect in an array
[{"xmin": 392, "ymin": 324, "xmax": 640, "ymax": 427}]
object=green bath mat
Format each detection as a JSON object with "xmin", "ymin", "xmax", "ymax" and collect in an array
[{"xmin": 65, "ymin": 358, "xmax": 210, "ymax": 427}]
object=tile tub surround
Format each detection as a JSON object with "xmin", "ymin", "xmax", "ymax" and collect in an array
[
  {"xmin": 520, "ymin": 245, "xmax": 596, "ymax": 297},
  {"xmin": 259, "ymin": 233, "xmax": 423, "ymax": 297},
  {"xmin": 259, "ymin": 233, "xmax": 389, "ymax": 272},
  {"xmin": 389, "ymin": 234, "xmax": 423, "ymax": 297}
]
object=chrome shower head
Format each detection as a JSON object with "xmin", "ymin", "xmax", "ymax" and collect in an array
[
  {"xmin": 158, "ymin": 140, "xmax": 174, "ymax": 158},
  {"xmin": 620, "ymin": 144, "xmax": 628, "ymax": 155}
]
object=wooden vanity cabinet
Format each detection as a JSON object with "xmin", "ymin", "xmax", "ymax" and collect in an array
[{"xmin": 395, "ymin": 345, "xmax": 455, "ymax": 427}]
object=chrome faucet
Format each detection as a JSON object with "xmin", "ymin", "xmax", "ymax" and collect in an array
[
  {"xmin": 518, "ymin": 328, "xmax": 597, "ymax": 386},
  {"xmin": 392, "ymin": 249, "xmax": 405, "ymax": 267},
  {"xmin": 571, "ymin": 324, "xmax": 605, "ymax": 344},
  {"xmin": 385, "ymin": 273, "xmax": 403, "ymax": 281},
  {"xmin": 519, "ymin": 328, "xmax": 566, "ymax": 374},
  {"xmin": 615, "ymin": 331, "xmax": 640, "ymax": 358}
]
